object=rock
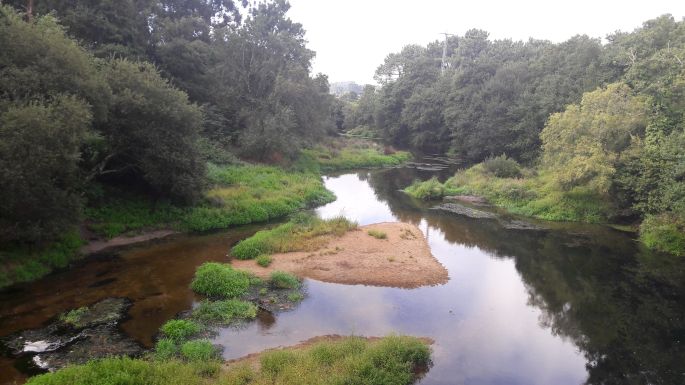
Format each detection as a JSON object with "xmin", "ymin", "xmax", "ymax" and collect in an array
[
  {"xmin": 1, "ymin": 298, "xmax": 141, "ymax": 372},
  {"xmin": 444, "ymin": 195, "xmax": 488, "ymax": 205},
  {"xmin": 431, "ymin": 203, "xmax": 498, "ymax": 219},
  {"xmin": 499, "ymin": 219, "xmax": 547, "ymax": 231}
]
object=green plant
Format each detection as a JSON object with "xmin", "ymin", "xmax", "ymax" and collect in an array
[
  {"xmin": 270, "ymin": 271, "xmax": 300, "ymax": 289},
  {"xmin": 180, "ymin": 340, "xmax": 218, "ymax": 362},
  {"xmin": 191, "ymin": 300, "xmax": 257, "ymax": 324},
  {"xmin": 482, "ymin": 154, "xmax": 522, "ymax": 178},
  {"xmin": 160, "ymin": 320, "xmax": 202, "ymax": 342},
  {"xmin": 59, "ymin": 307, "xmax": 88, "ymax": 327},
  {"xmin": 154, "ymin": 338, "xmax": 178, "ymax": 361},
  {"xmin": 367, "ymin": 230, "xmax": 387, "ymax": 239},
  {"xmin": 640, "ymin": 213, "xmax": 685, "ymax": 256},
  {"xmin": 287, "ymin": 292, "xmax": 304, "ymax": 302},
  {"xmin": 256, "ymin": 254, "xmax": 273, "ymax": 267},
  {"xmin": 403, "ymin": 177, "xmax": 447, "ymax": 200},
  {"xmin": 190, "ymin": 262, "xmax": 251, "ymax": 298}
]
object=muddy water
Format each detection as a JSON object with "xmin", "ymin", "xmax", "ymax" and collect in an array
[{"xmin": 2, "ymin": 167, "xmax": 684, "ymax": 385}]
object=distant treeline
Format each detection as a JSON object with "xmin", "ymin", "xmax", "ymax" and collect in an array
[
  {"xmin": 340, "ymin": 16, "xmax": 685, "ymax": 254},
  {"xmin": 0, "ymin": 1, "xmax": 336, "ymax": 245}
]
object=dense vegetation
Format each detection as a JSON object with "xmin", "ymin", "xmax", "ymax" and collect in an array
[
  {"xmin": 373, "ymin": 16, "xmax": 685, "ymax": 255},
  {"xmin": 26, "ymin": 335, "xmax": 431, "ymax": 385}
]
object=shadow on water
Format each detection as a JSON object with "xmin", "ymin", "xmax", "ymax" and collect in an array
[{"xmin": 1, "ymin": 165, "xmax": 683, "ymax": 385}]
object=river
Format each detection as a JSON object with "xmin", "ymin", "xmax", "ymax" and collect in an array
[{"xmin": 1, "ymin": 165, "xmax": 683, "ymax": 384}]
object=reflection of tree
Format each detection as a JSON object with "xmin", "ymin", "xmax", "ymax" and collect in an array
[{"xmin": 366, "ymin": 168, "xmax": 685, "ymax": 385}]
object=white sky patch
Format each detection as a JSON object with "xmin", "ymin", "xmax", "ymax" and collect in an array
[{"xmin": 286, "ymin": 0, "xmax": 685, "ymax": 84}]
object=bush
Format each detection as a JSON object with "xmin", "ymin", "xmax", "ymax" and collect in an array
[
  {"xmin": 482, "ymin": 154, "xmax": 522, "ymax": 178},
  {"xmin": 640, "ymin": 213, "xmax": 685, "ymax": 256},
  {"xmin": 403, "ymin": 177, "xmax": 446, "ymax": 200},
  {"xmin": 160, "ymin": 320, "xmax": 202, "ymax": 342},
  {"xmin": 180, "ymin": 340, "xmax": 219, "ymax": 362},
  {"xmin": 256, "ymin": 254, "xmax": 273, "ymax": 267},
  {"xmin": 270, "ymin": 271, "xmax": 300, "ymax": 289},
  {"xmin": 190, "ymin": 263, "xmax": 251, "ymax": 298},
  {"xmin": 191, "ymin": 300, "xmax": 257, "ymax": 324}
]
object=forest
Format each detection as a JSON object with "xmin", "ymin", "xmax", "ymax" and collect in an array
[{"xmin": 341, "ymin": 16, "xmax": 685, "ymax": 256}]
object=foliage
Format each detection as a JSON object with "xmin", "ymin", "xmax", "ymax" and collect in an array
[
  {"xmin": 191, "ymin": 300, "xmax": 257, "ymax": 324},
  {"xmin": 367, "ymin": 230, "xmax": 388, "ymax": 239},
  {"xmin": 231, "ymin": 215, "xmax": 357, "ymax": 259},
  {"xmin": 0, "ymin": 231, "xmax": 84, "ymax": 289},
  {"xmin": 184, "ymin": 164, "xmax": 335, "ymax": 232},
  {"xmin": 640, "ymin": 213, "xmax": 685, "ymax": 256},
  {"xmin": 59, "ymin": 307, "xmax": 88, "ymax": 327},
  {"xmin": 26, "ymin": 336, "xmax": 431, "ymax": 385},
  {"xmin": 404, "ymin": 177, "xmax": 448, "ymax": 201},
  {"xmin": 160, "ymin": 320, "xmax": 202, "ymax": 342},
  {"xmin": 179, "ymin": 340, "xmax": 219, "ymax": 362},
  {"xmin": 154, "ymin": 339, "xmax": 179, "ymax": 361},
  {"xmin": 256, "ymin": 254, "xmax": 273, "ymax": 267},
  {"xmin": 190, "ymin": 263, "xmax": 252, "ymax": 298},
  {"xmin": 299, "ymin": 139, "xmax": 411, "ymax": 172},
  {"xmin": 482, "ymin": 155, "xmax": 522, "ymax": 178},
  {"xmin": 270, "ymin": 271, "xmax": 300, "ymax": 289}
]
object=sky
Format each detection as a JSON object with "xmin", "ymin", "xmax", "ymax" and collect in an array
[{"xmin": 286, "ymin": 0, "xmax": 685, "ymax": 84}]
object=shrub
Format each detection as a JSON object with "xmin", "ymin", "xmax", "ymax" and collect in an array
[
  {"xmin": 482, "ymin": 154, "xmax": 522, "ymax": 178},
  {"xmin": 640, "ymin": 213, "xmax": 685, "ymax": 256},
  {"xmin": 367, "ymin": 230, "xmax": 387, "ymax": 239},
  {"xmin": 190, "ymin": 263, "xmax": 251, "ymax": 298},
  {"xmin": 270, "ymin": 271, "xmax": 300, "ymax": 289},
  {"xmin": 191, "ymin": 300, "xmax": 257, "ymax": 324},
  {"xmin": 256, "ymin": 254, "xmax": 273, "ymax": 267},
  {"xmin": 160, "ymin": 320, "xmax": 202, "ymax": 342},
  {"xmin": 403, "ymin": 177, "xmax": 445, "ymax": 200},
  {"xmin": 180, "ymin": 340, "xmax": 218, "ymax": 362}
]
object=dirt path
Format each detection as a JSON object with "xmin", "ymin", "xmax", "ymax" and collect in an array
[
  {"xmin": 79, "ymin": 230, "xmax": 178, "ymax": 255},
  {"xmin": 231, "ymin": 222, "xmax": 449, "ymax": 288}
]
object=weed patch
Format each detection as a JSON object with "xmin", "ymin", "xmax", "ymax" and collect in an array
[
  {"xmin": 367, "ymin": 230, "xmax": 387, "ymax": 239},
  {"xmin": 190, "ymin": 262, "xmax": 252, "ymax": 298},
  {"xmin": 270, "ymin": 271, "xmax": 300, "ymax": 289},
  {"xmin": 191, "ymin": 300, "xmax": 257, "ymax": 324}
]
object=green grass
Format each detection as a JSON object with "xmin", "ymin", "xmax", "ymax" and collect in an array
[
  {"xmin": 160, "ymin": 320, "xmax": 202, "ymax": 342},
  {"xmin": 231, "ymin": 214, "xmax": 357, "ymax": 260},
  {"xmin": 287, "ymin": 292, "xmax": 305, "ymax": 302},
  {"xmin": 154, "ymin": 338, "xmax": 178, "ymax": 361},
  {"xmin": 191, "ymin": 299, "xmax": 257, "ymax": 324},
  {"xmin": 190, "ymin": 262, "xmax": 253, "ymax": 298},
  {"xmin": 0, "ymin": 230, "xmax": 84, "ymax": 289},
  {"xmin": 299, "ymin": 139, "xmax": 411, "ymax": 172},
  {"xmin": 270, "ymin": 271, "xmax": 300, "ymax": 289},
  {"xmin": 640, "ymin": 213, "xmax": 685, "ymax": 256},
  {"xmin": 59, "ymin": 307, "xmax": 88, "ymax": 327},
  {"xmin": 367, "ymin": 230, "xmax": 387, "ymax": 239},
  {"xmin": 180, "ymin": 340, "xmax": 219, "ymax": 362},
  {"xmin": 404, "ymin": 177, "xmax": 449, "ymax": 200},
  {"xmin": 256, "ymin": 254, "xmax": 273, "ymax": 267},
  {"xmin": 26, "ymin": 336, "xmax": 431, "ymax": 385},
  {"xmin": 84, "ymin": 163, "xmax": 335, "ymax": 238}
]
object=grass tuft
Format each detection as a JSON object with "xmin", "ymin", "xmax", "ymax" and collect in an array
[
  {"xmin": 191, "ymin": 300, "xmax": 257, "ymax": 324},
  {"xmin": 160, "ymin": 320, "xmax": 202, "ymax": 342},
  {"xmin": 180, "ymin": 340, "xmax": 219, "ymax": 362},
  {"xmin": 231, "ymin": 215, "xmax": 357, "ymax": 260},
  {"xmin": 256, "ymin": 254, "xmax": 273, "ymax": 267},
  {"xmin": 270, "ymin": 271, "xmax": 300, "ymax": 289},
  {"xmin": 367, "ymin": 230, "xmax": 387, "ymax": 239},
  {"xmin": 190, "ymin": 262, "xmax": 252, "ymax": 298}
]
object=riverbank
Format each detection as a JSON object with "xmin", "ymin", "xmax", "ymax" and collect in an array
[
  {"xmin": 231, "ymin": 222, "xmax": 449, "ymax": 288},
  {"xmin": 0, "ymin": 139, "xmax": 412, "ymax": 290}
]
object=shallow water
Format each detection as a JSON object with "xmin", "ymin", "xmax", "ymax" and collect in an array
[{"xmin": 1, "ymin": 167, "xmax": 684, "ymax": 385}]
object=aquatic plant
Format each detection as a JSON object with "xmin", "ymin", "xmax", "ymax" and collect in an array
[
  {"xmin": 190, "ymin": 262, "xmax": 252, "ymax": 298},
  {"xmin": 403, "ymin": 177, "xmax": 448, "ymax": 200},
  {"xmin": 191, "ymin": 300, "xmax": 257, "ymax": 324},
  {"xmin": 160, "ymin": 320, "xmax": 202, "ymax": 342},
  {"xmin": 270, "ymin": 271, "xmax": 300, "ymax": 289}
]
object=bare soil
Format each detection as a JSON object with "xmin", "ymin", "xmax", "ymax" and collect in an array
[
  {"xmin": 231, "ymin": 222, "xmax": 449, "ymax": 288},
  {"xmin": 80, "ymin": 230, "xmax": 178, "ymax": 255}
]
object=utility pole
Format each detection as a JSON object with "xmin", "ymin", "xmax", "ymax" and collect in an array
[{"xmin": 440, "ymin": 32, "xmax": 453, "ymax": 74}]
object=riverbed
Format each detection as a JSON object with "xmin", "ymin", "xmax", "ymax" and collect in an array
[{"xmin": 1, "ymin": 165, "xmax": 683, "ymax": 385}]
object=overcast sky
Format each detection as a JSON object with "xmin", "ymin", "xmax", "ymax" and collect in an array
[{"xmin": 286, "ymin": 0, "xmax": 685, "ymax": 84}]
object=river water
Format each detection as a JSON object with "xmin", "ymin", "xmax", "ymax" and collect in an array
[{"xmin": 1, "ymin": 166, "xmax": 683, "ymax": 384}]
